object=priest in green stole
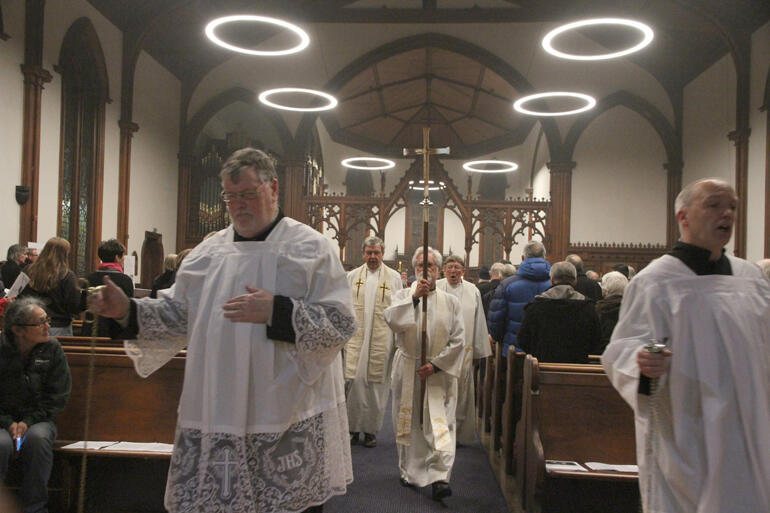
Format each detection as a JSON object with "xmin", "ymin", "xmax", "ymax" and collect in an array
[
  {"xmin": 385, "ymin": 246, "xmax": 464, "ymax": 501},
  {"xmin": 436, "ymin": 255, "xmax": 491, "ymax": 443},
  {"xmin": 345, "ymin": 236, "xmax": 403, "ymax": 447}
]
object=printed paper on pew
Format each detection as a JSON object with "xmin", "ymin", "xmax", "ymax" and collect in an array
[
  {"xmin": 8, "ymin": 272, "xmax": 30, "ymax": 299},
  {"xmin": 61, "ymin": 441, "xmax": 118, "ymax": 450},
  {"xmin": 545, "ymin": 460, "xmax": 587, "ymax": 472},
  {"xmin": 107, "ymin": 442, "xmax": 174, "ymax": 453},
  {"xmin": 585, "ymin": 462, "xmax": 639, "ymax": 473}
]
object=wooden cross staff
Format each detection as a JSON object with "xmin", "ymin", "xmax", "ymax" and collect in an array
[{"xmin": 403, "ymin": 126, "xmax": 450, "ymax": 424}]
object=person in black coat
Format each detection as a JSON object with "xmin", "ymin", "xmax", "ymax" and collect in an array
[
  {"xmin": 150, "ymin": 253, "xmax": 178, "ymax": 298},
  {"xmin": 0, "ymin": 297, "xmax": 71, "ymax": 513},
  {"xmin": 517, "ymin": 261, "xmax": 603, "ymax": 363},
  {"xmin": 86, "ymin": 239, "xmax": 135, "ymax": 337},
  {"xmin": 594, "ymin": 271, "xmax": 629, "ymax": 350},
  {"xmin": 566, "ymin": 254, "xmax": 602, "ymax": 301},
  {"xmin": 1, "ymin": 244, "xmax": 27, "ymax": 291}
]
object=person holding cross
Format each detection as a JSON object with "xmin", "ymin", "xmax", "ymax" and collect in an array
[
  {"xmin": 384, "ymin": 246, "xmax": 464, "ymax": 501},
  {"xmin": 344, "ymin": 235, "xmax": 403, "ymax": 448}
]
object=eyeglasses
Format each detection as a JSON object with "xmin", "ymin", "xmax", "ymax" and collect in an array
[
  {"xmin": 220, "ymin": 182, "xmax": 267, "ymax": 203},
  {"xmin": 17, "ymin": 316, "xmax": 51, "ymax": 327}
]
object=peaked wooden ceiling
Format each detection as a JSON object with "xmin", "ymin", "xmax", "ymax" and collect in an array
[{"xmin": 87, "ymin": 0, "xmax": 770, "ymax": 157}]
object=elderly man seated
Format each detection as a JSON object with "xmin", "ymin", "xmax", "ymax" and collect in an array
[
  {"xmin": 595, "ymin": 271, "xmax": 629, "ymax": 350},
  {"xmin": 516, "ymin": 261, "xmax": 603, "ymax": 363}
]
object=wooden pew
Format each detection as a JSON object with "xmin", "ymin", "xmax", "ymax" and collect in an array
[
  {"xmin": 482, "ymin": 346, "xmax": 495, "ymax": 433},
  {"xmin": 489, "ymin": 340, "xmax": 506, "ymax": 451},
  {"xmin": 523, "ymin": 359, "xmax": 638, "ymax": 512},
  {"xmin": 501, "ymin": 349, "xmax": 526, "ymax": 475}
]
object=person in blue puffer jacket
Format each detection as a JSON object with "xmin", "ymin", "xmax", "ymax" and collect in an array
[{"xmin": 487, "ymin": 240, "xmax": 551, "ymax": 358}]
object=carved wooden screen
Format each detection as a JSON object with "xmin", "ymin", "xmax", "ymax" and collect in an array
[
  {"xmin": 476, "ymin": 173, "xmax": 508, "ymax": 264},
  {"xmin": 406, "ymin": 188, "xmax": 444, "ymax": 261},
  {"xmin": 344, "ymin": 170, "xmax": 375, "ymax": 266}
]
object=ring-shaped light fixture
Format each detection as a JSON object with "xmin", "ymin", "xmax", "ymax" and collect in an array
[
  {"xmin": 542, "ymin": 18, "xmax": 654, "ymax": 61},
  {"xmin": 408, "ymin": 180, "xmax": 446, "ymax": 191},
  {"xmin": 205, "ymin": 15, "xmax": 310, "ymax": 56},
  {"xmin": 258, "ymin": 88, "xmax": 338, "ymax": 112},
  {"xmin": 463, "ymin": 160, "xmax": 519, "ymax": 173},
  {"xmin": 341, "ymin": 157, "xmax": 396, "ymax": 170},
  {"xmin": 513, "ymin": 92, "xmax": 596, "ymax": 117}
]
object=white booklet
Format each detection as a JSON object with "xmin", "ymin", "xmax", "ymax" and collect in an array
[
  {"xmin": 585, "ymin": 462, "xmax": 639, "ymax": 473},
  {"xmin": 106, "ymin": 442, "xmax": 174, "ymax": 453},
  {"xmin": 545, "ymin": 460, "xmax": 587, "ymax": 472},
  {"xmin": 61, "ymin": 441, "xmax": 119, "ymax": 450},
  {"xmin": 8, "ymin": 272, "xmax": 30, "ymax": 299}
]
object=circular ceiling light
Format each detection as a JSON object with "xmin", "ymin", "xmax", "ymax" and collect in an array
[
  {"xmin": 408, "ymin": 180, "xmax": 446, "ymax": 191},
  {"xmin": 542, "ymin": 18, "xmax": 654, "ymax": 61},
  {"xmin": 463, "ymin": 160, "xmax": 519, "ymax": 173},
  {"xmin": 204, "ymin": 15, "xmax": 310, "ymax": 56},
  {"xmin": 258, "ymin": 88, "xmax": 338, "ymax": 112},
  {"xmin": 513, "ymin": 92, "xmax": 596, "ymax": 117},
  {"xmin": 341, "ymin": 157, "xmax": 396, "ymax": 170}
]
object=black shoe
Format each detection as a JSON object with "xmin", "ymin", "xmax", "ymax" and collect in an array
[
  {"xmin": 363, "ymin": 433, "xmax": 377, "ymax": 448},
  {"xmin": 350, "ymin": 432, "xmax": 360, "ymax": 445},
  {"xmin": 399, "ymin": 477, "xmax": 413, "ymax": 488},
  {"xmin": 432, "ymin": 481, "xmax": 452, "ymax": 501}
]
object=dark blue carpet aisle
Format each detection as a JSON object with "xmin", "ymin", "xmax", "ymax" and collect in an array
[{"xmin": 326, "ymin": 400, "xmax": 509, "ymax": 513}]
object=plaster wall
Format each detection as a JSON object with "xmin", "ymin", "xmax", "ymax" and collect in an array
[
  {"xmin": 128, "ymin": 50, "xmax": 181, "ymax": 274},
  {"xmin": 748, "ymin": 21, "xmax": 769, "ymax": 261},
  {"xmin": 571, "ymin": 106, "xmax": 667, "ymax": 245}
]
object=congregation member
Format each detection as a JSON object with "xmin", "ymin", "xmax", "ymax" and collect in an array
[
  {"xmin": 603, "ymin": 178, "xmax": 770, "ymax": 513},
  {"xmin": 345, "ymin": 236, "xmax": 402, "ymax": 448},
  {"xmin": 91, "ymin": 148, "xmax": 356, "ymax": 513},
  {"xmin": 25, "ymin": 247, "xmax": 38, "ymax": 265},
  {"xmin": 87, "ymin": 239, "xmax": 135, "ymax": 337},
  {"xmin": 18, "ymin": 238, "xmax": 84, "ymax": 337},
  {"xmin": 585, "ymin": 269, "xmax": 601, "ymax": 282},
  {"xmin": 487, "ymin": 240, "xmax": 551, "ymax": 357},
  {"xmin": 595, "ymin": 271, "xmax": 629, "ymax": 349},
  {"xmin": 480, "ymin": 262, "xmax": 504, "ymax": 316},
  {"xmin": 0, "ymin": 297, "xmax": 71, "ymax": 513},
  {"xmin": 436, "ymin": 255, "xmax": 491, "ymax": 443},
  {"xmin": 150, "ymin": 253, "xmax": 177, "ymax": 298},
  {"xmin": 756, "ymin": 258, "xmax": 770, "ymax": 279},
  {"xmin": 385, "ymin": 247, "xmax": 464, "ymax": 501},
  {"xmin": 2, "ymin": 244, "xmax": 27, "ymax": 291},
  {"xmin": 517, "ymin": 261, "xmax": 603, "ymax": 363},
  {"xmin": 474, "ymin": 265, "xmax": 492, "ymax": 295},
  {"xmin": 566, "ymin": 254, "xmax": 602, "ymax": 301}
]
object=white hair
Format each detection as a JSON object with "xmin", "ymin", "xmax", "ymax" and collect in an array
[
  {"xmin": 502, "ymin": 263, "xmax": 517, "ymax": 278},
  {"xmin": 412, "ymin": 246, "xmax": 442, "ymax": 269},
  {"xmin": 490, "ymin": 262, "xmax": 505, "ymax": 278},
  {"xmin": 757, "ymin": 259, "xmax": 770, "ymax": 280},
  {"xmin": 601, "ymin": 271, "xmax": 629, "ymax": 296},
  {"xmin": 550, "ymin": 261, "xmax": 576, "ymax": 284},
  {"xmin": 523, "ymin": 240, "xmax": 546, "ymax": 259}
]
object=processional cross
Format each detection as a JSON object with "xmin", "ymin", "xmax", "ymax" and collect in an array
[{"xmin": 403, "ymin": 126, "xmax": 450, "ymax": 424}]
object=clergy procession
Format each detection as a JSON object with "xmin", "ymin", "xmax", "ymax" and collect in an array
[{"xmin": 2, "ymin": 1, "xmax": 770, "ymax": 512}]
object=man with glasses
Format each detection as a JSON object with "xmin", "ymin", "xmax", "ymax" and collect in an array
[
  {"xmin": 436, "ymin": 255, "xmax": 490, "ymax": 443},
  {"xmin": 91, "ymin": 148, "xmax": 356, "ymax": 513},
  {"xmin": 0, "ymin": 297, "xmax": 71, "ymax": 513},
  {"xmin": 385, "ymin": 246, "xmax": 464, "ymax": 501}
]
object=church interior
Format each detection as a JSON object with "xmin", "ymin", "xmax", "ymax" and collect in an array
[{"xmin": 1, "ymin": 0, "xmax": 769, "ymax": 512}]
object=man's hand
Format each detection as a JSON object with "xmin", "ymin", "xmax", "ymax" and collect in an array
[
  {"xmin": 223, "ymin": 286, "xmax": 274, "ymax": 324},
  {"xmin": 9, "ymin": 422, "xmax": 28, "ymax": 439},
  {"xmin": 417, "ymin": 362, "xmax": 435, "ymax": 380},
  {"xmin": 89, "ymin": 276, "xmax": 130, "ymax": 319},
  {"xmin": 637, "ymin": 348, "xmax": 672, "ymax": 379},
  {"xmin": 412, "ymin": 278, "xmax": 431, "ymax": 299}
]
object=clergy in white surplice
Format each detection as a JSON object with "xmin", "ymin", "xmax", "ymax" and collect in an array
[
  {"xmin": 384, "ymin": 246, "xmax": 465, "ymax": 502},
  {"xmin": 91, "ymin": 148, "xmax": 357, "ymax": 513},
  {"xmin": 436, "ymin": 255, "xmax": 491, "ymax": 443},
  {"xmin": 345, "ymin": 236, "xmax": 403, "ymax": 447},
  {"xmin": 602, "ymin": 179, "xmax": 770, "ymax": 513}
]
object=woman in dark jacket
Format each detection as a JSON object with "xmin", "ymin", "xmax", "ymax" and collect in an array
[
  {"xmin": 150, "ymin": 253, "xmax": 177, "ymax": 299},
  {"xmin": 594, "ymin": 271, "xmax": 629, "ymax": 349},
  {"xmin": 18, "ymin": 237, "xmax": 84, "ymax": 336}
]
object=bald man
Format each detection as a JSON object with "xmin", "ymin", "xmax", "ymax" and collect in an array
[{"xmin": 602, "ymin": 178, "xmax": 770, "ymax": 513}]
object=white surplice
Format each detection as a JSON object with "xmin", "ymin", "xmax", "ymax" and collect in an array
[
  {"xmin": 602, "ymin": 255, "xmax": 770, "ymax": 513},
  {"xmin": 384, "ymin": 285, "xmax": 465, "ymax": 487},
  {"xmin": 436, "ymin": 278, "xmax": 491, "ymax": 443},
  {"xmin": 345, "ymin": 264, "xmax": 402, "ymax": 434},
  {"xmin": 123, "ymin": 218, "xmax": 357, "ymax": 513}
]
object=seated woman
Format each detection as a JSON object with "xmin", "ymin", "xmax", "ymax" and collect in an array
[
  {"xmin": 0, "ymin": 297, "xmax": 71, "ymax": 513},
  {"xmin": 18, "ymin": 237, "xmax": 84, "ymax": 336}
]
